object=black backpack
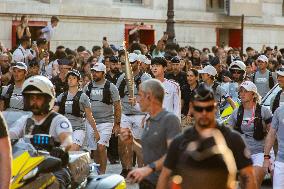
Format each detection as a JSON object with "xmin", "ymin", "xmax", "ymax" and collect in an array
[
  {"xmin": 118, "ymin": 72, "xmax": 143, "ymax": 98},
  {"xmin": 58, "ymin": 91, "xmax": 84, "ymax": 117},
  {"xmin": 86, "ymin": 80, "xmax": 112, "ymax": 105},
  {"xmin": 234, "ymin": 103, "xmax": 266, "ymax": 140},
  {"xmin": 272, "ymin": 90, "xmax": 282, "ymax": 113},
  {"xmin": 252, "ymin": 71, "xmax": 274, "ymax": 89}
]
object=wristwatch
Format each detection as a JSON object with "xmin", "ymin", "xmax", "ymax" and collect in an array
[{"xmin": 148, "ymin": 162, "xmax": 156, "ymax": 172}]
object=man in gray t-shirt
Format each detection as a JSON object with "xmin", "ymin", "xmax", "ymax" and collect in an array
[
  {"xmin": 0, "ymin": 62, "xmax": 32, "ymax": 127},
  {"xmin": 264, "ymin": 105, "xmax": 284, "ymax": 188},
  {"xmin": 252, "ymin": 55, "xmax": 276, "ymax": 97},
  {"xmin": 116, "ymin": 53, "xmax": 151, "ymax": 176},
  {"xmin": 84, "ymin": 63, "xmax": 121, "ymax": 174}
]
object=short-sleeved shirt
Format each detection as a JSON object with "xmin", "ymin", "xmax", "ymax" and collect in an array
[
  {"xmin": 9, "ymin": 113, "xmax": 73, "ymax": 143},
  {"xmin": 0, "ymin": 113, "xmax": 8, "ymax": 138},
  {"xmin": 1, "ymin": 84, "xmax": 24, "ymax": 111},
  {"xmin": 253, "ymin": 70, "xmax": 276, "ymax": 97},
  {"xmin": 141, "ymin": 109, "xmax": 181, "ymax": 184},
  {"xmin": 83, "ymin": 80, "xmax": 120, "ymax": 124},
  {"xmin": 56, "ymin": 91, "xmax": 91, "ymax": 130},
  {"xmin": 271, "ymin": 106, "xmax": 284, "ymax": 163},
  {"xmin": 228, "ymin": 105, "xmax": 272, "ymax": 154},
  {"xmin": 164, "ymin": 124, "xmax": 252, "ymax": 174},
  {"xmin": 116, "ymin": 72, "xmax": 151, "ymax": 115}
]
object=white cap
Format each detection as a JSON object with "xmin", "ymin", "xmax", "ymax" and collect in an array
[
  {"xmin": 239, "ymin": 81, "xmax": 258, "ymax": 94},
  {"xmin": 91, "ymin": 63, "xmax": 106, "ymax": 73},
  {"xmin": 138, "ymin": 54, "xmax": 151, "ymax": 65},
  {"xmin": 198, "ymin": 65, "xmax": 217, "ymax": 76},
  {"xmin": 128, "ymin": 53, "xmax": 139, "ymax": 63},
  {"xmin": 12, "ymin": 62, "xmax": 27, "ymax": 71},
  {"xmin": 257, "ymin": 55, "xmax": 268, "ymax": 63},
  {"xmin": 229, "ymin": 60, "xmax": 246, "ymax": 71},
  {"xmin": 276, "ymin": 66, "xmax": 284, "ymax": 76}
]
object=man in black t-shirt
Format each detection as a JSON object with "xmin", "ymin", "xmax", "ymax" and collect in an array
[
  {"xmin": 0, "ymin": 112, "xmax": 11, "ymax": 189},
  {"xmin": 157, "ymin": 84, "xmax": 257, "ymax": 189}
]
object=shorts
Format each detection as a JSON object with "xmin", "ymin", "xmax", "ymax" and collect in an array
[
  {"xmin": 86, "ymin": 121, "xmax": 113, "ymax": 149},
  {"xmin": 251, "ymin": 152, "xmax": 275, "ymax": 167},
  {"xmin": 121, "ymin": 114, "xmax": 146, "ymax": 140},
  {"xmin": 72, "ymin": 130, "xmax": 86, "ymax": 146},
  {"xmin": 273, "ymin": 161, "xmax": 284, "ymax": 189}
]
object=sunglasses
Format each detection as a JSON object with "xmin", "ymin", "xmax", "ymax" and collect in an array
[
  {"xmin": 231, "ymin": 70, "xmax": 241, "ymax": 74},
  {"xmin": 193, "ymin": 105, "xmax": 215, "ymax": 112}
]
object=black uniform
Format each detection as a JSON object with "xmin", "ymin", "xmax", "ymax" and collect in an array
[
  {"xmin": 51, "ymin": 76, "xmax": 68, "ymax": 97},
  {"xmin": 181, "ymin": 82, "xmax": 198, "ymax": 115},
  {"xmin": 164, "ymin": 123, "xmax": 252, "ymax": 189},
  {"xmin": 165, "ymin": 71, "xmax": 187, "ymax": 87}
]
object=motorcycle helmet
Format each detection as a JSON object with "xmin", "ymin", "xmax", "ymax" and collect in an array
[
  {"xmin": 22, "ymin": 75, "xmax": 55, "ymax": 114},
  {"xmin": 229, "ymin": 60, "xmax": 246, "ymax": 81}
]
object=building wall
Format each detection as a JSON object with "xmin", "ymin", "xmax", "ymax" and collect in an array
[{"xmin": 0, "ymin": 0, "xmax": 284, "ymax": 51}]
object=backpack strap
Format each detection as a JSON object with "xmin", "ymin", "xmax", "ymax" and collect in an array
[
  {"xmin": 212, "ymin": 82, "xmax": 219, "ymax": 92},
  {"xmin": 28, "ymin": 112, "xmax": 60, "ymax": 135},
  {"xmin": 252, "ymin": 73, "xmax": 255, "ymax": 83},
  {"xmin": 253, "ymin": 103, "xmax": 265, "ymax": 140},
  {"xmin": 118, "ymin": 78, "xmax": 127, "ymax": 98},
  {"xmin": 272, "ymin": 90, "xmax": 282, "ymax": 113},
  {"xmin": 4, "ymin": 84, "xmax": 14, "ymax": 109},
  {"xmin": 268, "ymin": 71, "xmax": 275, "ymax": 89},
  {"xmin": 134, "ymin": 72, "xmax": 143, "ymax": 91},
  {"xmin": 86, "ymin": 82, "xmax": 93, "ymax": 98},
  {"xmin": 72, "ymin": 91, "xmax": 84, "ymax": 117},
  {"xmin": 234, "ymin": 104, "xmax": 244, "ymax": 134},
  {"xmin": 102, "ymin": 80, "xmax": 112, "ymax": 105},
  {"xmin": 58, "ymin": 92, "xmax": 68, "ymax": 115}
]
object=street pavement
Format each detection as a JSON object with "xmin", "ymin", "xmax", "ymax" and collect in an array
[{"xmin": 106, "ymin": 163, "xmax": 272, "ymax": 189}]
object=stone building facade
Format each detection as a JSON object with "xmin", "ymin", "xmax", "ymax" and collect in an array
[{"xmin": 0, "ymin": 0, "xmax": 284, "ymax": 51}]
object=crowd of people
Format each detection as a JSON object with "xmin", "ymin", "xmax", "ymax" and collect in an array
[{"xmin": 1, "ymin": 15, "xmax": 284, "ymax": 189}]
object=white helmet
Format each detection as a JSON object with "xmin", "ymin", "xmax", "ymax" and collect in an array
[
  {"xmin": 229, "ymin": 60, "xmax": 246, "ymax": 72},
  {"xmin": 22, "ymin": 75, "xmax": 55, "ymax": 111}
]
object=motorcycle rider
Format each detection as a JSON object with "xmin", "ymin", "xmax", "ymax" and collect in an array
[
  {"xmin": 54, "ymin": 69, "xmax": 99, "ymax": 151},
  {"xmin": 9, "ymin": 75, "xmax": 73, "ymax": 187}
]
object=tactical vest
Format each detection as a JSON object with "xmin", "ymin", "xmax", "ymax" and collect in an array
[
  {"xmin": 58, "ymin": 91, "xmax": 84, "ymax": 117},
  {"xmin": 252, "ymin": 71, "xmax": 274, "ymax": 89},
  {"xmin": 3, "ymin": 84, "xmax": 15, "ymax": 109},
  {"xmin": 86, "ymin": 80, "xmax": 112, "ymax": 105},
  {"xmin": 234, "ymin": 103, "xmax": 266, "ymax": 140},
  {"xmin": 25, "ymin": 112, "xmax": 60, "ymax": 141},
  {"xmin": 118, "ymin": 72, "xmax": 143, "ymax": 98}
]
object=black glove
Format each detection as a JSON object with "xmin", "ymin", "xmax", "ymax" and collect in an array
[{"xmin": 50, "ymin": 147, "xmax": 69, "ymax": 167}]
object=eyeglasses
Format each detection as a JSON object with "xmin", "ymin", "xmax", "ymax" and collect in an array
[{"xmin": 193, "ymin": 105, "xmax": 215, "ymax": 112}]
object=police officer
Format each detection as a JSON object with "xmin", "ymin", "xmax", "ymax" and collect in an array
[
  {"xmin": 157, "ymin": 83, "xmax": 257, "ymax": 189},
  {"xmin": 116, "ymin": 53, "xmax": 151, "ymax": 177},
  {"xmin": 0, "ymin": 112, "xmax": 11, "ymax": 189},
  {"xmin": 270, "ymin": 66, "xmax": 284, "ymax": 113},
  {"xmin": 9, "ymin": 75, "xmax": 73, "ymax": 187},
  {"xmin": 84, "ymin": 63, "xmax": 121, "ymax": 174},
  {"xmin": 165, "ymin": 56, "xmax": 187, "ymax": 87},
  {"xmin": 0, "ymin": 62, "xmax": 31, "ymax": 127},
  {"xmin": 54, "ymin": 69, "xmax": 99, "ymax": 151}
]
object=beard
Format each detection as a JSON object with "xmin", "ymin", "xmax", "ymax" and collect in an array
[
  {"xmin": 111, "ymin": 68, "xmax": 119, "ymax": 74},
  {"xmin": 94, "ymin": 77, "xmax": 102, "ymax": 82},
  {"xmin": 197, "ymin": 117, "xmax": 212, "ymax": 128}
]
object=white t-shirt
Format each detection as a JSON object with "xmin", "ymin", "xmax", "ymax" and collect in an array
[
  {"xmin": 9, "ymin": 113, "xmax": 73, "ymax": 143},
  {"xmin": 162, "ymin": 79, "xmax": 181, "ymax": 119},
  {"xmin": 41, "ymin": 24, "xmax": 55, "ymax": 41},
  {"xmin": 12, "ymin": 45, "xmax": 35, "ymax": 64}
]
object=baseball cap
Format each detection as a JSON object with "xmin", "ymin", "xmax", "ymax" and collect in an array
[
  {"xmin": 276, "ymin": 66, "xmax": 284, "ymax": 76},
  {"xmin": 193, "ymin": 83, "xmax": 215, "ymax": 102},
  {"xmin": 198, "ymin": 65, "xmax": 217, "ymax": 76},
  {"xmin": 66, "ymin": 69, "xmax": 81, "ymax": 79},
  {"xmin": 91, "ymin": 63, "xmax": 106, "ymax": 73},
  {"xmin": 257, "ymin": 55, "xmax": 268, "ymax": 63},
  {"xmin": 128, "ymin": 53, "xmax": 139, "ymax": 63},
  {"xmin": 138, "ymin": 54, "xmax": 151, "ymax": 65},
  {"xmin": 12, "ymin": 62, "xmax": 27, "ymax": 71},
  {"xmin": 171, "ymin": 56, "xmax": 181, "ymax": 64},
  {"xmin": 239, "ymin": 81, "xmax": 258, "ymax": 94},
  {"xmin": 109, "ymin": 55, "xmax": 119, "ymax": 63}
]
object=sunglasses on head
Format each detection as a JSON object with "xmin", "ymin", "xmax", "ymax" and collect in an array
[{"xmin": 193, "ymin": 105, "xmax": 215, "ymax": 112}]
